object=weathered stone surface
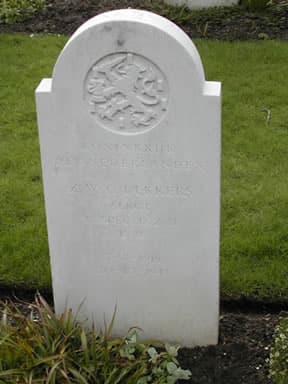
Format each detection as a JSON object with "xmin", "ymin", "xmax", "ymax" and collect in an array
[{"xmin": 36, "ymin": 9, "xmax": 221, "ymax": 346}]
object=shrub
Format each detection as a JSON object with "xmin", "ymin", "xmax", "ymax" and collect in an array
[
  {"xmin": 0, "ymin": 294, "xmax": 191, "ymax": 383},
  {"xmin": 0, "ymin": 0, "xmax": 44, "ymax": 24},
  {"xmin": 241, "ymin": 0, "xmax": 270, "ymax": 11},
  {"xmin": 269, "ymin": 315, "xmax": 288, "ymax": 384}
]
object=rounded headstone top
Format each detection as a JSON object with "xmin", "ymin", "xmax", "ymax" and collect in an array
[
  {"xmin": 53, "ymin": 9, "xmax": 205, "ymax": 87},
  {"xmin": 51, "ymin": 9, "xmax": 207, "ymax": 135}
]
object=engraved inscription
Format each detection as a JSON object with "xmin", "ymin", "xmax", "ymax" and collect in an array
[
  {"xmin": 53, "ymin": 143, "xmax": 206, "ymax": 174},
  {"xmin": 95, "ymin": 251, "xmax": 168, "ymax": 275},
  {"xmin": 84, "ymin": 214, "xmax": 177, "ymax": 227},
  {"xmin": 70, "ymin": 183, "xmax": 193, "ymax": 198},
  {"xmin": 85, "ymin": 53, "xmax": 169, "ymax": 134},
  {"xmin": 79, "ymin": 143, "xmax": 176, "ymax": 153},
  {"xmin": 55, "ymin": 154, "xmax": 202, "ymax": 172}
]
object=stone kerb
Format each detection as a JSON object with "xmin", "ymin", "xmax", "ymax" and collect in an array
[{"xmin": 36, "ymin": 9, "xmax": 221, "ymax": 347}]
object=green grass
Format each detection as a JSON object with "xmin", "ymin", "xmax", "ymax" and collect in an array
[
  {"xmin": 0, "ymin": 35, "xmax": 288, "ymax": 298},
  {"xmin": 200, "ymin": 40, "xmax": 288, "ymax": 298},
  {"xmin": 0, "ymin": 34, "xmax": 66, "ymax": 287}
]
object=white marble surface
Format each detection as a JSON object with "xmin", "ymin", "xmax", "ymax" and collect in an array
[{"xmin": 36, "ymin": 9, "xmax": 221, "ymax": 347}]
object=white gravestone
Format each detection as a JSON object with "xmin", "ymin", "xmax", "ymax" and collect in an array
[{"xmin": 36, "ymin": 9, "xmax": 221, "ymax": 347}]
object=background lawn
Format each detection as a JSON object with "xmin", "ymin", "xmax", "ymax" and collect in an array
[{"xmin": 0, "ymin": 35, "xmax": 287, "ymax": 298}]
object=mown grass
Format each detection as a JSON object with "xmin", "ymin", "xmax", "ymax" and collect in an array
[
  {"xmin": 0, "ymin": 34, "xmax": 65, "ymax": 286},
  {"xmin": 204, "ymin": 40, "xmax": 288, "ymax": 298},
  {"xmin": 0, "ymin": 35, "xmax": 287, "ymax": 298}
]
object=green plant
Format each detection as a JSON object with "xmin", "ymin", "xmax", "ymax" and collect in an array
[
  {"xmin": 241, "ymin": 0, "xmax": 270, "ymax": 12},
  {"xmin": 269, "ymin": 315, "xmax": 288, "ymax": 383},
  {"xmin": 0, "ymin": 0, "xmax": 44, "ymax": 24},
  {"xmin": 0, "ymin": 294, "xmax": 191, "ymax": 383}
]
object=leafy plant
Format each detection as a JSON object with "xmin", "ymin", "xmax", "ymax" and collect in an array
[
  {"xmin": 269, "ymin": 314, "xmax": 288, "ymax": 384},
  {"xmin": 0, "ymin": 0, "xmax": 44, "ymax": 24},
  {"xmin": 0, "ymin": 294, "xmax": 191, "ymax": 383},
  {"xmin": 241, "ymin": 0, "xmax": 270, "ymax": 12}
]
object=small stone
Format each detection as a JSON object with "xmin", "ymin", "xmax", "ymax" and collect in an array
[{"xmin": 258, "ymin": 32, "xmax": 269, "ymax": 39}]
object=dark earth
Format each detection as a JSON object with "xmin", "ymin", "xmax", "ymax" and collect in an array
[
  {"xmin": 0, "ymin": 0, "xmax": 288, "ymax": 40},
  {"xmin": 178, "ymin": 312, "xmax": 279, "ymax": 384},
  {"xmin": 1, "ymin": 288, "xmax": 287, "ymax": 383},
  {"xmin": 1, "ymin": 0, "xmax": 288, "ymax": 382}
]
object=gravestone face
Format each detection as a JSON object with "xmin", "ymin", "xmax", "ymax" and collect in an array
[{"xmin": 36, "ymin": 9, "xmax": 221, "ymax": 347}]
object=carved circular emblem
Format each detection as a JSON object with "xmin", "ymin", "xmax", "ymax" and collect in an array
[{"xmin": 85, "ymin": 53, "xmax": 169, "ymax": 134}]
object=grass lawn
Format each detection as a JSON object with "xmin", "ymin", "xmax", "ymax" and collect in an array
[{"xmin": 0, "ymin": 34, "xmax": 287, "ymax": 298}]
